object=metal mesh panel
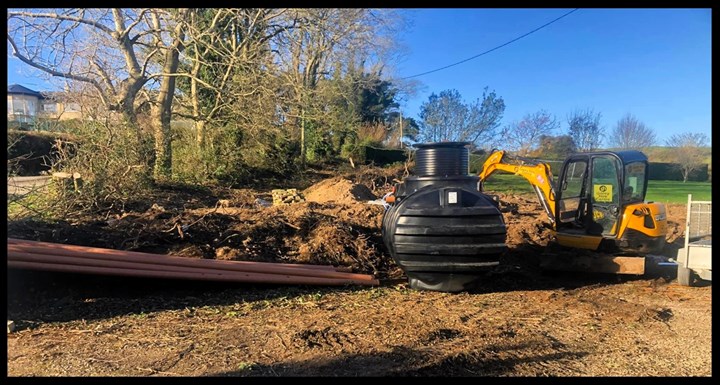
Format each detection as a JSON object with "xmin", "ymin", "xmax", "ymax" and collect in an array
[{"xmin": 688, "ymin": 201, "xmax": 712, "ymax": 240}]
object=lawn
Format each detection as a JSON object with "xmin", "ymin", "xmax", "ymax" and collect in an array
[
  {"xmin": 481, "ymin": 173, "xmax": 537, "ymax": 195},
  {"xmin": 481, "ymin": 174, "xmax": 711, "ymax": 204},
  {"xmin": 645, "ymin": 180, "xmax": 712, "ymax": 203}
]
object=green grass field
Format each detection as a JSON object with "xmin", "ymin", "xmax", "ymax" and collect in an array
[
  {"xmin": 645, "ymin": 180, "xmax": 712, "ymax": 203},
  {"xmin": 481, "ymin": 174, "xmax": 711, "ymax": 204},
  {"xmin": 481, "ymin": 174, "xmax": 537, "ymax": 195}
]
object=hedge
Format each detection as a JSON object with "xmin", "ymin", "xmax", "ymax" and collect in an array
[
  {"xmin": 647, "ymin": 162, "xmax": 708, "ymax": 182},
  {"xmin": 364, "ymin": 146, "xmax": 407, "ymax": 166},
  {"xmin": 7, "ymin": 129, "xmax": 78, "ymax": 176},
  {"xmin": 468, "ymin": 154, "xmax": 709, "ymax": 182}
]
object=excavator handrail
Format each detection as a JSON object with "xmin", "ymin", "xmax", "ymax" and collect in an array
[{"xmin": 479, "ymin": 150, "xmax": 557, "ymax": 225}]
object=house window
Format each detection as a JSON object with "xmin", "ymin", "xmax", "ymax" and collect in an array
[
  {"xmin": 14, "ymin": 105, "xmax": 26, "ymax": 114},
  {"xmin": 65, "ymin": 103, "xmax": 81, "ymax": 112},
  {"xmin": 43, "ymin": 103, "xmax": 58, "ymax": 113}
]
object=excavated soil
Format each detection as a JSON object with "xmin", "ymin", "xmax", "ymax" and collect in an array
[{"xmin": 6, "ymin": 168, "xmax": 711, "ymax": 377}]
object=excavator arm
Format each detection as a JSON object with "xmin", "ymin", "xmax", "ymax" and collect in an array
[{"xmin": 479, "ymin": 150, "xmax": 557, "ymax": 225}]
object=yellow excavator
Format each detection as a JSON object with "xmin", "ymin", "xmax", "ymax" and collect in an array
[{"xmin": 478, "ymin": 149, "xmax": 668, "ymax": 274}]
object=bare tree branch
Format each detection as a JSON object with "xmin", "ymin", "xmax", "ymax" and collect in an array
[
  {"xmin": 7, "ymin": 33, "xmax": 111, "ymax": 109},
  {"xmin": 7, "ymin": 10, "xmax": 114, "ymax": 35}
]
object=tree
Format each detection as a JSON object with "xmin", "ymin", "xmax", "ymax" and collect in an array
[
  {"xmin": 502, "ymin": 110, "xmax": 559, "ymax": 156},
  {"xmin": 325, "ymin": 65, "xmax": 400, "ymax": 126},
  {"xmin": 532, "ymin": 135, "xmax": 577, "ymax": 160},
  {"xmin": 665, "ymin": 132, "xmax": 710, "ymax": 182},
  {"xmin": 418, "ymin": 88, "xmax": 505, "ymax": 146},
  {"xmin": 7, "ymin": 9, "xmax": 152, "ymax": 125},
  {"xmin": 7, "ymin": 8, "xmax": 190, "ymax": 180},
  {"xmin": 176, "ymin": 9, "xmax": 292, "ymax": 147},
  {"xmin": 8, "ymin": 8, "xmax": 407, "ymax": 182},
  {"xmin": 319, "ymin": 66, "xmax": 401, "ymax": 156},
  {"xmin": 567, "ymin": 108, "xmax": 604, "ymax": 151},
  {"xmin": 147, "ymin": 9, "xmax": 189, "ymax": 180},
  {"xmin": 609, "ymin": 113, "xmax": 657, "ymax": 150},
  {"xmin": 272, "ymin": 8, "xmax": 402, "ymax": 165}
]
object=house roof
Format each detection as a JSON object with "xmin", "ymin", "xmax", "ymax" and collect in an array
[
  {"xmin": 8, "ymin": 84, "xmax": 44, "ymax": 99},
  {"xmin": 40, "ymin": 91, "xmax": 64, "ymax": 101}
]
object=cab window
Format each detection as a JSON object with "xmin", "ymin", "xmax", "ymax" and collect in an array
[
  {"xmin": 558, "ymin": 160, "xmax": 587, "ymax": 223},
  {"xmin": 590, "ymin": 157, "xmax": 619, "ymax": 206},
  {"xmin": 623, "ymin": 161, "xmax": 647, "ymax": 203}
]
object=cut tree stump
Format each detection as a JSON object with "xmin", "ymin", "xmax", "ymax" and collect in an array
[{"xmin": 51, "ymin": 172, "xmax": 82, "ymax": 192}]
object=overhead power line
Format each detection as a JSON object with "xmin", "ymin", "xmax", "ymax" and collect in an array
[{"xmin": 402, "ymin": 8, "xmax": 580, "ymax": 79}]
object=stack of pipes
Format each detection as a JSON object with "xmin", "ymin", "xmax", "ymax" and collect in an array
[{"xmin": 7, "ymin": 238, "xmax": 379, "ymax": 287}]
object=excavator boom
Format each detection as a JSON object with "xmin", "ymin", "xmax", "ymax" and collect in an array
[{"xmin": 479, "ymin": 150, "xmax": 557, "ymax": 225}]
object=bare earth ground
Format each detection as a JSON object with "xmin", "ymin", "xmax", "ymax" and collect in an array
[{"xmin": 6, "ymin": 167, "xmax": 712, "ymax": 376}]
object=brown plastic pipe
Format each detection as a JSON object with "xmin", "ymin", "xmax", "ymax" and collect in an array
[
  {"xmin": 7, "ymin": 249, "xmax": 373, "ymax": 283},
  {"xmin": 8, "ymin": 239, "xmax": 366, "ymax": 280},
  {"xmin": 7, "ymin": 243, "xmax": 373, "ymax": 281},
  {"xmin": 7, "ymin": 260, "xmax": 379, "ymax": 286},
  {"xmin": 7, "ymin": 238, "xmax": 342, "ymax": 271},
  {"xmin": 9, "ymin": 250, "xmax": 275, "ymax": 276}
]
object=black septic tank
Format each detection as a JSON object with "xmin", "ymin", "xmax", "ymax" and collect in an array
[{"xmin": 381, "ymin": 142, "xmax": 507, "ymax": 292}]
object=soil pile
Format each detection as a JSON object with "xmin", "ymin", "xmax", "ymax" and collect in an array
[
  {"xmin": 303, "ymin": 176, "xmax": 377, "ymax": 204},
  {"xmin": 495, "ymin": 193, "xmax": 554, "ymax": 248},
  {"xmin": 7, "ymin": 175, "xmax": 395, "ymax": 278}
]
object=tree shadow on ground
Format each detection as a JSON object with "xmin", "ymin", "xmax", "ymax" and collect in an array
[
  {"xmin": 207, "ymin": 341, "xmax": 589, "ymax": 377},
  {"xmin": 6, "ymin": 268, "xmax": 365, "ymax": 330}
]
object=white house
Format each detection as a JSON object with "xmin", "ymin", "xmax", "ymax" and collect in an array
[
  {"xmin": 7, "ymin": 84, "xmax": 43, "ymax": 123},
  {"xmin": 7, "ymin": 84, "xmax": 84, "ymax": 124}
]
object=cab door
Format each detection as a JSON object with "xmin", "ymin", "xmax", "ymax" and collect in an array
[
  {"xmin": 556, "ymin": 156, "xmax": 589, "ymax": 226},
  {"xmin": 588, "ymin": 155, "xmax": 621, "ymax": 236}
]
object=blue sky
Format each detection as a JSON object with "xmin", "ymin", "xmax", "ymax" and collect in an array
[
  {"xmin": 7, "ymin": 8, "xmax": 711, "ymax": 146},
  {"xmin": 393, "ymin": 8, "xmax": 712, "ymax": 146}
]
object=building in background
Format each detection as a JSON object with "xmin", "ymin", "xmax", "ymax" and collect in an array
[
  {"xmin": 7, "ymin": 84, "xmax": 43, "ymax": 123},
  {"xmin": 40, "ymin": 91, "xmax": 83, "ymax": 121},
  {"xmin": 7, "ymin": 84, "xmax": 85, "ymax": 126}
]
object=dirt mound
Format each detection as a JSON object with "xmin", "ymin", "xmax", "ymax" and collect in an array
[
  {"xmin": 303, "ymin": 176, "xmax": 377, "ymax": 204},
  {"xmin": 342, "ymin": 163, "xmax": 407, "ymax": 196},
  {"xmin": 663, "ymin": 203, "xmax": 687, "ymax": 245},
  {"xmin": 7, "ymin": 190, "xmax": 395, "ymax": 278},
  {"xmin": 491, "ymin": 193, "xmax": 554, "ymax": 248}
]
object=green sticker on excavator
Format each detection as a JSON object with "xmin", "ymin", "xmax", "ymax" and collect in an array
[{"xmin": 593, "ymin": 184, "xmax": 613, "ymax": 203}]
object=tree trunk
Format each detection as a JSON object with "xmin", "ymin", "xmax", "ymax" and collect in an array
[
  {"xmin": 119, "ymin": 99, "xmax": 138, "ymax": 127},
  {"xmin": 152, "ymin": 39, "xmax": 184, "ymax": 181},
  {"xmin": 300, "ymin": 107, "xmax": 306, "ymax": 168},
  {"xmin": 190, "ymin": 56, "xmax": 205, "ymax": 147},
  {"xmin": 196, "ymin": 120, "xmax": 206, "ymax": 148}
]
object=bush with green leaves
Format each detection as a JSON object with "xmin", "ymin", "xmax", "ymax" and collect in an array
[
  {"xmin": 47, "ymin": 120, "xmax": 154, "ymax": 215},
  {"xmin": 172, "ymin": 122, "xmax": 300, "ymax": 186}
]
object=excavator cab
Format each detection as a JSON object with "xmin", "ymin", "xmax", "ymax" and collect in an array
[
  {"xmin": 558, "ymin": 153, "xmax": 625, "ymax": 235},
  {"xmin": 554, "ymin": 150, "xmax": 664, "ymax": 253}
]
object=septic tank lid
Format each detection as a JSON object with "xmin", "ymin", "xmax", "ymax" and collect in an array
[{"xmin": 414, "ymin": 141, "xmax": 470, "ymax": 149}]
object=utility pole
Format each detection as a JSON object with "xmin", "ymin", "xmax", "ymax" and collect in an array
[{"xmin": 399, "ymin": 110, "xmax": 403, "ymax": 149}]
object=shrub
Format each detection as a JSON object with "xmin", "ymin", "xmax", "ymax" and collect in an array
[
  {"xmin": 7, "ymin": 129, "xmax": 77, "ymax": 176},
  {"xmin": 47, "ymin": 120, "xmax": 154, "ymax": 216}
]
